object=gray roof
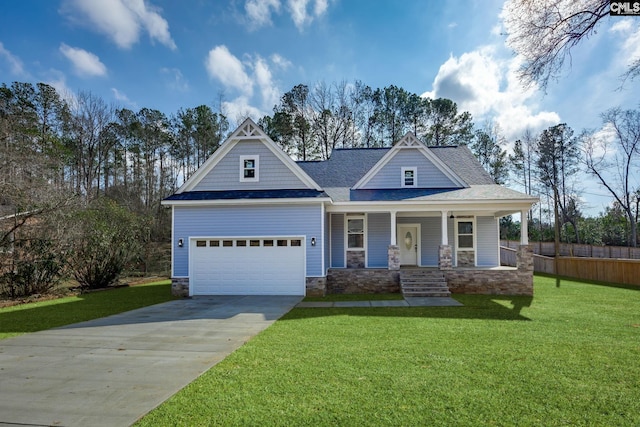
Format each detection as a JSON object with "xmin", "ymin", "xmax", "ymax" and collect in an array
[{"xmin": 297, "ymin": 145, "xmax": 495, "ymax": 189}]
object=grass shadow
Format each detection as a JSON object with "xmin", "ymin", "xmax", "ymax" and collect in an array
[
  {"xmin": 284, "ymin": 294, "xmax": 533, "ymax": 321},
  {"xmin": 536, "ymin": 272, "xmax": 640, "ymax": 291}
]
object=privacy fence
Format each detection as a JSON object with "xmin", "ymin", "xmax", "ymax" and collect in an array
[{"xmin": 500, "ymin": 242, "xmax": 640, "ymax": 287}]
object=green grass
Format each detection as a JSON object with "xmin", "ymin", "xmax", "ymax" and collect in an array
[
  {"xmin": 0, "ymin": 280, "xmax": 175, "ymax": 340},
  {"xmin": 303, "ymin": 293, "xmax": 404, "ymax": 302},
  {"xmin": 138, "ymin": 276, "xmax": 640, "ymax": 426}
]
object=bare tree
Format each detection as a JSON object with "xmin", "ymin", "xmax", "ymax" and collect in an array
[
  {"xmin": 583, "ymin": 107, "xmax": 640, "ymax": 246},
  {"xmin": 502, "ymin": 0, "xmax": 637, "ymax": 90}
]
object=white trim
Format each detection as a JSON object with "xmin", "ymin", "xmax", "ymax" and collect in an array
[
  {"xmin": 171, "ymin": 206, "xmax": 175, "ymax": 278},
  {"xmin": 352, "ymin": 132, "xmax": 468, "ymax": 189},
  {"xmin": 239, "ymin": 155, "xmax": 259, "ymax": 182},
  {"xmin": 397, "ymin": 223, "xmax": 421, "ymax": 266},
  {"xmin": 320, "ymin": 202, "xmax": 325, "ymax": 275},
  {"xmin": 162, "ymin": 198, "xmax": 331, "ymax": 206},
  {"xmin": 455, "ymin": 217, "xmax": 476, "ymax": 255},
  {"xmin": 344, "ymin": 214, "xmax": 367, "ymax": 267},
  {"xmin": 177, "ymin": 118, "xmax": 323, "ymax": 193},
  {"xmin": 401, "ymin": 166, "xmax": 417, "ymax": 188}
]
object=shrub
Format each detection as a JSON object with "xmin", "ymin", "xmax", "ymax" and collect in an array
[{"xmin": 0, "ymin": 239, "xmax": 63, "ymax": 298}]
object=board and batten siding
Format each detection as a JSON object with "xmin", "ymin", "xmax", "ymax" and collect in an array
[
  {"xmin": 173, "ymin": 204, "xmax": 323, "ymax": 276},
  {"xmin": 192, "ymin": 140, "xmax": 310, "ymax": 191},
  {"xmin": 362, "ymin": 149, "xmax": 457, "ymax": 189},
  {"xmin": 476, "ymin": 216, "xmax": 499, "ymax": 266},
  {"xmin": 367, "ymin": 213, "xmax": 390, "ymax": 267},
  {"xmin": 397, "ymin": 216, "xmax": 441, "ymax": 266},
  {"xmin": 330, "ymin": 213, "xmax": 345, "ymax": 268}
]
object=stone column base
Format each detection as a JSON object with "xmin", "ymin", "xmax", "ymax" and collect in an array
[
  {"xmin": 388, "ymin": 245, "xmax": 400, "ymax": 270},
  {"xmin": 438, "ymin": 245, "xmax": 452, "ymax": 270},
  {"xmin": 171, "ymin": 278, "xmax": 189, "ymax": 297}
]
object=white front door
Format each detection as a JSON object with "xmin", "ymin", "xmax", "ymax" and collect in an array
[{"xmin": 398, "ymin": 225, "xmax": 418, "ymax": 265}]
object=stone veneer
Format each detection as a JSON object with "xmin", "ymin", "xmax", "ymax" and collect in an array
[
  {"xmin": 346, "ymin": 251, "xmax": 365, "ymax": 268},
  {"xmin": 306, "ymin": 277, "xmax": 327, "ymax": 297},
  {"xmin": 327, "ymin": 269, "xmax": 400, "ymax": 294},
  {"xmin": 171, "ymin": 277, "xmax": 189, "ymax": 297},
  {"xmin": 457, "ymin": 250, "xmax": 475, "ymax": 267},
  {"xmin": 388, "ymin": 245, "xmax": 400, "ymax": 270},
  {"xmin": 438, "ymin": 245, "xmax": 452, "ymax": 270}
]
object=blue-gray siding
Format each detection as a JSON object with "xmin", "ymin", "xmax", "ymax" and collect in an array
[
  {"xmin": 193, "ymin": 140, "xmax": 310, "ymax": 191},
  {"xmin": 324, "ymin": 212, "xmax": 330, "ymax": 274},
  {"xmin": 476, "ymin": 216, "xmax": 499, "ymax": 266},
  {"xmin": 330, "ymin": 213, "xmax": 345, "ymax": 268},
  {"xmin": 173, "ymin": 204, "xmax": 323, "ymax": 276},
  {"xmin": 362, "ymin": 149, "xmax": 457, "ymax": 189},
  {"xmin": 367, "ymin": 213, "xmax": 390, "ymax": 267}
]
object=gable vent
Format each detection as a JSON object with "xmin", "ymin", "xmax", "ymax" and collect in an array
[{"xmin": 238, "ymin": 122, "xmax": 262, "ymax": 137}]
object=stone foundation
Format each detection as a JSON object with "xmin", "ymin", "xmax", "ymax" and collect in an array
[
  {"xmin": 444, "ymin": 269, "xmax": 532, "ymax": 296},
  {"xmin": 327, "ymin": 269, "xmax": 400, "ymax": 294},
  {"xmin": 438, "ymin": 245, "xmax": 452, "ymax": 270},
  {"xmin": 306, "ymin": 277, "xmax": 327, "ymax": 297},
  {"xmin": 171, "ymin": 277, "xmax": 189, "ymax": 297},
  {"xmin": 346, "ymin": 251, "xmax": 365, "ymax": 268},
  {"xmin": 457, "ymin": 250, "xmax": 475, "ymax": 267}
]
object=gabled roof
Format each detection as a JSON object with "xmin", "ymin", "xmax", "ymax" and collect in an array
[
  {"xmin": 164, "ymin": 189, "xmax": 328, "ymax": 201},
  {"xmin": 352, "ymin": 132, "xmax": 468, "ymax": 189},
  {"xmin": 176, "ymin": 118, "xmax": 323, "ymax": 193}
]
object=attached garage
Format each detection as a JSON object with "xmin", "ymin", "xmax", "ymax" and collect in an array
[{"xmin": 189, "ymin": 237, "xmax": 306, "ymax": 296}]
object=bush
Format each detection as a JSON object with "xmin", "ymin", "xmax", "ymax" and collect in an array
[
  {"xmin": 0, "ymin": 239, "xmax": 63, "ymax": 298},
  {"xmin": 67, "ymin": 198, "xmax": 146, "ymax": 290}
]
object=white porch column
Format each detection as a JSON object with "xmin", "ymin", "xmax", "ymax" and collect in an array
[
  {"xmin": 520, "ymin": 210, "xmax": 529, "ymax": 245},
  {"xmin": 441, "ymin": 210, "xmax": 448, "ymax": 245},
  {"xmin": 390, "ymin": 210, "xmax": 397, "ymax": 245}
]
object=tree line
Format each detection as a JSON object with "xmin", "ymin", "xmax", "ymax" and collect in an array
[{"xmin": 1, "ymin": 79, "xmax": 638, "ymax": 298}]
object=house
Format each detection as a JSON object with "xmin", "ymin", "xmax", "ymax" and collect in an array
[{"xmin": 162, "ymin": 118, "xmax": 537, "ymax": 297}]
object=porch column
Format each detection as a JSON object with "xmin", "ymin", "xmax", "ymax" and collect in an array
[
  {"xmin": 440, "ymin": 210, "xmax": 448, "ymax": 245},
  {"xmin": 520, "ymin": 210, "xmax": 529, "ymax": 245},
  {"xmin": 388, "ymin": 210, "xmax": 400, "ymax": 270},
  {"xmin": 390, "ymin": 210, "xmax": 397, "ymax": 245}
]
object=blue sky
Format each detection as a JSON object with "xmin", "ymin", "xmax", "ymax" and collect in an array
[{"xmin": 1, "ymin": 0, "xmax": 639, "ymax": 214}]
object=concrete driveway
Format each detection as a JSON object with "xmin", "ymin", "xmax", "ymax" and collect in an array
[{"xmin": 0, "ymin": 295, "xmax": 301, "ymax": 427}]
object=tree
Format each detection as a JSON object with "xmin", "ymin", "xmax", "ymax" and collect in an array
[
  {"xmin": 536, "ymin": 123, "xmax": 582, "ymax": 245},
  {"xmin": 422, "ymin": 98, "xmax": 474, "ymax": 146},
  {"xmin": 470, "ymin": 124, "xmax": 509, "ymax": 184},
  {"xmin": 502, "ymin": 0, "xmax": 637, "ymax": 90},
  {"xmin": 583, "ymin": 107, "xmax": 640, "ymax": 247}
]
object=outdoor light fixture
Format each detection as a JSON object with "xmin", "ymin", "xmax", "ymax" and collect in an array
[
  {"xmin": 311, "ymin": 237, "xmax": 316, "ymax": 246},
  {"xmin": 178, "ymin": 238, "xmax": 184, "ymax": 247},
  {"xmin": 449, "ymin": 214, "xmax": 455, "ymax": 219}
]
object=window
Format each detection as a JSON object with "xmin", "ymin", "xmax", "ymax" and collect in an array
[
  {"xmin": 263, "ymin": 239, "xmax": 274, "ymax": 247},
  {"xmin": 196, "ymin": 240, "xmax": 206, "ymax": 247},
  {"xmin": 402, "ymin": 167, "xmax": 417, "ymax": 188},
  {"xmin": 277, "ymin": 239, "xmax": 288, "ymax": 247},
  {"xmin": 250, "ymin": 239, "xmax": 260, "ymax": 247},
  {"xmin": 347, "ymin": 216, "xmax": 365, "ymax": 249},
  {"xmin": 240, "ymin": 155, "xmax": 259, "ymax": 182},
  {"xmin": 223, "ymin": 240, "xmax": 233, "ymax": 247},
  {"xmin": 291, "ymin": 239, "xmax": 302, "ymax": 247},
  {"xmin": 236, "ymin": 239, "xmax": 247, "ymax": 247},
  {"xmin": 209, "ymin": 240, "xmax": 220, "ymax": 247},
  {"xmin": 456, "ymin": 220, "xmax": 474, "ymax": 250}
]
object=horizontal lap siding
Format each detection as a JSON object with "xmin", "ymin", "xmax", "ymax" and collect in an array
[
  {"xmin": 367, "ymin": 213, "xmax": 390, "ymax": 267},
  {"xmin": 363, "ymin": 149, "xmax": 456, "ymax": 189},
  {"xmin": 477, "ymin": 216, "xmax": 499, "ymax": 266},
  {"xmin": 331, "ymin": 214, "xmax": 344, "ymax": 268},
  {"xmin": 193, "ymin": 140, "xmax": 309, "ymax": 191},
  {"xmin": 173, "ymin": 204, "xmax": 323, "ymax": 276},
  {"xmin": 397, "ymin": 217, "xmax": 440, "ymax": 266}
]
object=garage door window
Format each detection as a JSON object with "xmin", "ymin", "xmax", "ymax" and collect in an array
[
  {"xmin": 236, "ymin": 239, "xmax": 247, "ymax": 247},
  {"xmin": 291, "ymin": 239, "xmax": 302, "ymax": 246},
  {"xmin": 196, "ymin": 240, "xmax": 206, "ymax": 247},
  {"xmin": 223, "ymin": 240, "xmax": 233, "ymax": 247},
  {"xmin": 250, "ymin": 240, "xmax": 260, "ymax": 247},
  {"xmin": 277, "ymin": 239, "xmax": 288, "ymax": 246},
  {"xmin": 209, "ymin": 240, "xmax": 219, "ymax": 247}
]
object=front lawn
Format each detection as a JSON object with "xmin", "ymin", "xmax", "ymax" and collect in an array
[
  {"xmin": 138, "ymin": 275, "xmax": 640, "ymax": 426},
  {"xmin": 0, "ymin": 280, "xmax": 175, "ymax": 340}
]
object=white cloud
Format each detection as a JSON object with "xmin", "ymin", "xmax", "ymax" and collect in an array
[
  {"xmin": 422, "ymin": 47, "xmax": 560, "ymax": 142},
  {"xmin": 609, "ymin": 18, "xmax": 640, "ymax": 75},
  {"xmin": 254, "ymin": 56, "xmax": 280, "ymax": 109},
  {"xmin": 222, "ymin": 96, "xmax": 265, "ymax": 126},
  {"xmin": 0, "ymin": 42, "xmax": 25, "ymax": 76},
  {"xmin": 61, "ymin": 0, "xmax": 176, "ymax": 50},
  {"xmin": 245, "ymin": 0, "xmax": 280, "ymax": 29},
  {"xmin": 270, "ymin": 53, "xmax": 292, "ymax": 70},
  {"xmin": 243, "ymin": 0, "xmax": 329, "ymax": 31},
  {"xmin": 44, "ymin": 70, "xmax": 75, "ymax": 103},
  {"xmin": 111, "ymin": 88, "xmax": 138, "ymax": 108},
  {"xmin": 59, "ymin": 43, "xmax": 107, "ymax": 77},
  {"xmin": 205, "ymin": 45, "xmax": 254, "ymax": 96},
  {"xmin": 161, "ymin": 67, "xmax": 189, "ymax": 92}
]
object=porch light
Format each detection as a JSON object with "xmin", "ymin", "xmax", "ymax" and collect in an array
[
  {"xmin": 178, "ymin": 238, "xmax": 184, "ymax": 247},
  {"xmin": 311, "ymin": 237, "xmax": 316, "ymax": 246},
  {"xmin": 449, "ymin": 214, "xmax": 455, "ymax": 219}
]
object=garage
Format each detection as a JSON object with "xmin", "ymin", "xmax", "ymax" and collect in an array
[{"xmin": 190, "ymin": 237, "xmax": 306, "ymax": 296}]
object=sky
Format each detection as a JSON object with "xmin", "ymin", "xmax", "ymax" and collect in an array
[{"xmin": 1, "ymin": 0, "xmax": 639, "ymax": 215}]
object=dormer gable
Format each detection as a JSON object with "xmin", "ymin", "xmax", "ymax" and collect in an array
[
  {"xmin": 177, "ymin": 118, "xmax": 322, "ymax": 193},
  {"xmin": 352, "ymin": 132, "xmax": 468, "ymax": 190}
]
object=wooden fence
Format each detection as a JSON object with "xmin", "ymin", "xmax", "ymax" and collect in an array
[
  {"xmin": 501, "ymin": 240, "xmax": 640, "ymax": 259},
  {"xmin": 500, "ymin": 246, "xmax": 640, "ymax": 286}
]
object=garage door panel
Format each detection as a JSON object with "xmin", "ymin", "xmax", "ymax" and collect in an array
[{"xmin": 190, "ymin": 238, "xmax": 305, "ymax": 296}]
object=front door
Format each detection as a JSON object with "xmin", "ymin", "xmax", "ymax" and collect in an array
[{"xmin": 398, "ymin": 225, "xmax": 418, "ymax": 265}]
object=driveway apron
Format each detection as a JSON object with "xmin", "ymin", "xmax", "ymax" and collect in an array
[{"xmin": 0, "ymin": 295, "xmax": 301, "ymax": 427}]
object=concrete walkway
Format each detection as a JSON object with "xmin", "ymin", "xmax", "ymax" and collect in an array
[
  {"xmin": 0, "ymin": 295, "xmax": 301, "ymax": 427},
  {"xmin": 296, "ymin": 297, "xmax": 463, "ymax": 308}
]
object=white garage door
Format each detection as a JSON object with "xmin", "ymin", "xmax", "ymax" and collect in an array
[{"xmin": 190, "ymin": 237, "xmax": 305, "ymax": 296}]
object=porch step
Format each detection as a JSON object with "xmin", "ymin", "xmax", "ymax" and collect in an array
[{"xmin": 400, "ymin": 270, "xmax": 451, "ymax": 298}]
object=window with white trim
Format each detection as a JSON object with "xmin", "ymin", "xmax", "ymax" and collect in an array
[
  {"xmin": 346, "ymin": 216, "xmax": 365, "ymax": 249},
  {"xmin": 456, "ymin": 219, "xmax": 474, "ymax": 250},
  {"xmin": 402, "ymin": 167, "xmax": 417, "ymax": 188},
  {"xmin": 240, "ymin": 155, "xmax": 259, "ymax": 182}
]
